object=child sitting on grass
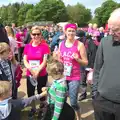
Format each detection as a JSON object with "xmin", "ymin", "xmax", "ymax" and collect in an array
[
  {"xmin": 41, "ymin": 60, "xmax": 75, "ymax": 120},
  {"xmin": 0, "ymin": 81, "xmax": 47, "ymax": 120}
]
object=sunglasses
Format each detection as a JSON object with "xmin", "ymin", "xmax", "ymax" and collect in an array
[{"xmin": 32, "ymin": 33, "xmax": 41, "ymax": 36}]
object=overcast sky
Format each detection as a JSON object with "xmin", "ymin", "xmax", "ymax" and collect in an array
[{"xmin": 0, "ymin": 0, "xmax": 120, "ymax": 14}]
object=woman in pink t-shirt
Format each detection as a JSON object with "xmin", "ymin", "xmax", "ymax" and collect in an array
[
  {"xmin": 23, "ymin": 26, "xmax": 49, "ymax": 118},
  {"xmin": 54, "ymin": 23, "xmax": 88, "ymax": 120}
]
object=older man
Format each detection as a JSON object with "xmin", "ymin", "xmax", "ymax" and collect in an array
[{"xmin": 92, "ymin": 8, "xmax": 120, "ymax": 120}]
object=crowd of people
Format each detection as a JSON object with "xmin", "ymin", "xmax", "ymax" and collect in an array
[{"xmin": 0, "ymin": 7, "xmax": 120, "ymax": 120}]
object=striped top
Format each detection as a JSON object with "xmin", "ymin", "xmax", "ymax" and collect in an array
[{"xmin": 47, "ymin": 78, "xmax": 67, "ymax": 120}]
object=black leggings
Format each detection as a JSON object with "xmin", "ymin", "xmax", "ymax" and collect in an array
[
  {"xmin": 18, "ymin": 47, "xmax": 24, "ymax": 63},
  {"xmin": 27, "ymin": 75, "xmax": 48, "ymax": 101}
]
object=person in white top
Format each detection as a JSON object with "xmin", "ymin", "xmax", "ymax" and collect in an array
[{"xmin": 5, "ymin": 26, "xmax": 18, "ymax": 60}]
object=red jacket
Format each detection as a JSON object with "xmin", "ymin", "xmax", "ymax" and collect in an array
[{"xmin": 15, "ymin": 64, "xmax": 23, "ymax": 88}]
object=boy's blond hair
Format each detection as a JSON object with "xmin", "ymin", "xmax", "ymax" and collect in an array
[
  {"xmin": 47, "ymin": 60, "xmax": 64, "ymax": 79},
  {"xmin": 0, "ymin": 81, "xmax": 12, "ymax": 97},
  {"xmin": 0, "ymin": 42, "xmax": 10, "ymax": 59}
]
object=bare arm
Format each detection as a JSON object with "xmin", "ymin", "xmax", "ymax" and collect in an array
[
  {"xmin": 52, "ymin": 42, "xmax": 63, "ymax": 63},
  {"xmin": 23, "ymin": 55, "xmax": 31, "ymax": 70},
  {"xmin": 11, "ymin": 91, "xmax": 47, "ymax": 109},
  {"xmin": 73, "ymin": 42, "xmax": 88, "ymax": 66},
  {"xmin": 37, "ymin": 55, "xmax": 47, "ymax": 73}
]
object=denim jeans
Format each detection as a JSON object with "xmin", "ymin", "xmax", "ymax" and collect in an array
[{"xmin": 67, "ymin": 80, "xmax": 80, "ymax": 111}]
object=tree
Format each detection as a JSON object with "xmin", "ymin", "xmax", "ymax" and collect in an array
[
  {"xmin": 12, "ymin": 2, "xmax": 21, "ymax": 12},
  {"xmin": 17, "ymin": 4, "xmax": 33, "ymax": 26},
  {"xmin": 33, "ymin": 0, "xmax": 68, "ymax": 23},
  {"xmin": 66, "ymin": 3, "xmax": 92, "ymax": 26},
  {"xmin": 25, "ymin": 9, "xmax": 34, "ymax": 23},
  {"xmin": 7, "ymin": 5, "xmax": 18, "ymax": 25},
  {"xmin": 88, "ymin": 17, "xmax": 98, "ymax": 25},
  {"xmin": 94, "ymin": 0, "xmax": 119, "ymax": 26},
  {"xmin": 0, "ymin": 6, "xmax": 8, "ymax": 25}
]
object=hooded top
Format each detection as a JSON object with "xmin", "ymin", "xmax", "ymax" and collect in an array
[
  {"xmin": 0, "ymin": 98, "xmax": 12, "ymax": 119},
  {"xmin": 0, "ymin": 94, "xmax": 42, "ymax": 120}
]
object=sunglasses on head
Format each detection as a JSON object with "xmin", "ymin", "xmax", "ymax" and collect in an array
[{"xmin": 32, "ymin": 33, "xmax": 41, "ymax": 36}]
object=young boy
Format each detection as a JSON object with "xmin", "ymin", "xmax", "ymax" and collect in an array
[
  {"xmin": 0, "ymin": 81, "xmax": 47, "ymax": 120},
  {"xmin": 41, "ymin": 60, "xmax": 75, "ymax": 120},
  {"xmin": 0, "ymin": 42, "xmax": 22, "ymax": 99}
]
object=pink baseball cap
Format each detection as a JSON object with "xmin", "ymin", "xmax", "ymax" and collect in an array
[{"xmin": 64, "ymin": 23, "xmax": 77, "ymax": 30}]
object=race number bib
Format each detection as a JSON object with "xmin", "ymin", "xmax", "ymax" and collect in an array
[
  {"xmin": 29, "ymin": 60, "xmax": 40, "ymax": 71},
  {"xmin": 64, "ymin": 64, "xmax": 72, "ymax": 76}
]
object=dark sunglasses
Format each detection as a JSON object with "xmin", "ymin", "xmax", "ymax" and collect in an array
[{"xmin": 32, "ymin": 33, "xmax": 41, "ymax": 36}]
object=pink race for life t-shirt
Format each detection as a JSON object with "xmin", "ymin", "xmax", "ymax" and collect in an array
[
  {"xmin": 24, "ymin": 43, "xmax": 50, "ymax": 76},
  {"xmin": 60, "ymin": 40, "xmax": 81, "ymax": 81}
]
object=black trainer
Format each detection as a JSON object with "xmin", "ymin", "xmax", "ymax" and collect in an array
[
  {"xmin": 78, "ymin": 93, "xmax": 87, "ymax": 101},
  {"xmin": 28, "ymin": 108, "xmax": 36, "ymax": 120}
]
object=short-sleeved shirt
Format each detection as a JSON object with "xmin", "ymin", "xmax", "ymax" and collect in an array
[
  {"xmin": 24, "ymin": 43, "xmax": 50, "ymax": 76},
  {"xmin": 16, "ymin": 33, "xmax": 25, "ymax": 48}
]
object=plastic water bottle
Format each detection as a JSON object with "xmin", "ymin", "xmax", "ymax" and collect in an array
[
  {"xmin": 29, "ymin": 75, "xmax": 38, "ymax": 86},
  {"xmin": 54, "ymin": 45, "xmax": 58, "ymax": 52}
]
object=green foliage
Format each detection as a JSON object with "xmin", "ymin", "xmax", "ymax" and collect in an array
[
  {"xmin": 32, "ymin": 0, "xmax": 68, "ymax": 23},
  {"xmin": 0, "ymin": 6, "xmax": 8, "ymax": 25},
  {"xmin": 66, "ymin": 3, "xmax": 92, "ymax": 26},
  {"xmin": 1, "ymin": 0, "xmax": 120, "ymax": 27},
  {"xmin": 94, "ymin": 0, "xmax": 119, "ymax": 26},
  {"xmin": 17, "ymin": 4, "xmax": 33, "ymax": 26},
  {"xmin": 7, "ymin": 5, "xmax": 18, "ymax": 24},
  {"xmin": 88, "ymin": 17, "xmax": 98, "ymax": 25},
  {"xmin": 0, "ymin": 0, "xmax": 92, "ymax": 26},
  {"xmin": 24, "ymin": 9, "xmax": 34, "ymax": 23}
]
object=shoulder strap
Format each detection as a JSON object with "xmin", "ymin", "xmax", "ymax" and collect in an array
[
  {"xmin": 74, "ymin": 40, "xmax": 79, "ymax": 47},
  {"xmin": 59, "ymin": 40, "xmax": 65, "ymax": 51}
]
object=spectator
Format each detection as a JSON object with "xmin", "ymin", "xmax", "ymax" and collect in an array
[
  {"xmin": 92, "ymin": 8, "xmax": 120, "ymax": 120},
  {"xmin": 0, "ymin": 24, "xmax": 9, "ymax": 44},
  {"xmin": 23, "ymin": 26, "xmax": 50, "ymax": 119}
]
